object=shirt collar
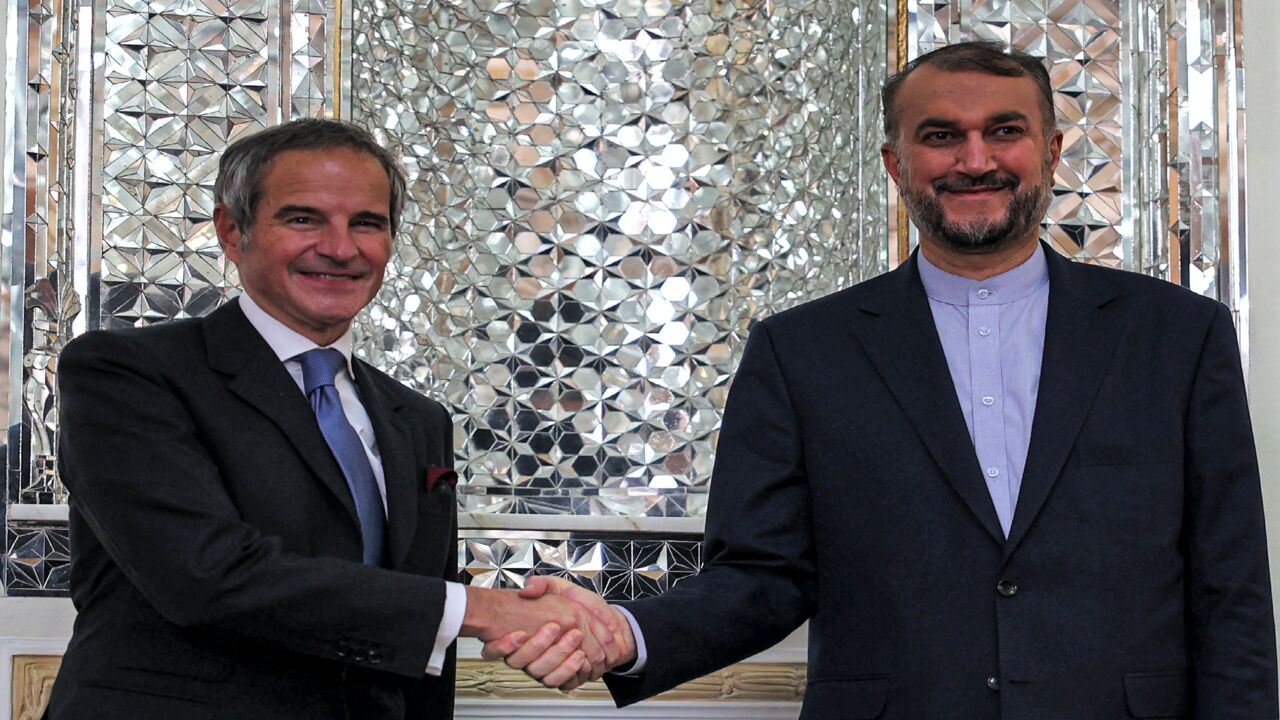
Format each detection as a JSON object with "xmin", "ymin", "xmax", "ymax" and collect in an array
[
  {"xmin": 917, "ymin": 242, "xmax": 1049, "ymax": 307},
  {"xmin": 236, "ymin": 291, "xmax": 356, "ymax": 377}
]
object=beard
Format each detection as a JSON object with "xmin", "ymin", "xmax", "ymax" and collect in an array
[{"xmin": 900, "ymin": 167, "xmax": 1054, "ymax": 254}]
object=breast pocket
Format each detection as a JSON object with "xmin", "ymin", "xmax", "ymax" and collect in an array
[
  {"xmin": 402, "ymin": 489, "xmax": 456, "ymax": 576},
  {"xmin": 1076, "ymin": 443, "xmax": 1178, "ymax": 467},
  {"xmin": 1070, "ymin": 444, "xmax": 1184, "ymax": 543},
  {"xmin": 800, "ymin": 676, "xmax": 890, "ymax": 720},
  {"xmin": 419, "ymin": 486, "xmax": 457, "ymax": 517}
]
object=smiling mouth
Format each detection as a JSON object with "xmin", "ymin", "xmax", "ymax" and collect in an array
[
  {"xmin": 299, "ymin": 270, "xmax": 364, "ymax": 281},
  {"xmin": 934, "ymin": 172, "xmax": 1019, "ymax": 196}
]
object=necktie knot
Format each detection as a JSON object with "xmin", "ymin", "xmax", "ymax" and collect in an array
[{"xmin": 299, "ymin": 348, "xmax": 346, "ymax": 395}]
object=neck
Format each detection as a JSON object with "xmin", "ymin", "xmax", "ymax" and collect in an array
[
  {"xmin": 238, "ymin": 290, "xmax": 351, "ymax": 348},
  {"xmin": 917, "ymin": 237, "xmax": 1039, "ymax": 280}
]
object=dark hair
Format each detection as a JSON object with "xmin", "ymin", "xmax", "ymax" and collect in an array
[
  {"xmin": 881, "ymin": 41, "xmax": 1056, "ymax": 147},
  {"xmin": 214, "ymin": 118, "xmax": 407, "ymax": 244}
]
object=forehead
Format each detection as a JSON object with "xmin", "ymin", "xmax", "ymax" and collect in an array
[
  {"xmin": 894, "ymin": 66, "xmax": 1047, "ymax": 131},
  {"xmin": 257, "ymin": 148, "xmax": 390, "ymax": 203}
]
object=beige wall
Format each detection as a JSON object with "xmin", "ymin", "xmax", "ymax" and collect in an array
[{"xmin": 1242, "ymin": 0, "xmax": 1280, "ymax": 664}]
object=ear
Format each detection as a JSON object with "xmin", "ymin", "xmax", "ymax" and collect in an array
[
  {"xmin": 1045, "ymin": 128, "xmax": 1064, "ymax": 175},
  {"xmin": 881, "ymin": 143, "xmax": 903, "ymax": 187},
  {"xmin": 213, "ymin": 204, "xmax": 244, "ymax": 264}
]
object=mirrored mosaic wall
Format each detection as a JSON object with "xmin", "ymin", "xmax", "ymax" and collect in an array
[
  {"xmin": 349, "ymin": 0, "xmax": 890, "ymax": 516},
  {"xmin": 1, "ymin": 0, "xmax": 1247, "ymax": 594}
]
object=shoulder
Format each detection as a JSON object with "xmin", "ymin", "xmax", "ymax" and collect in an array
[
  {"xmin": 1063, "ymin": 259, "xmax": 1225, "ymax": 321},
  {"xmin": 753, "ymin": 268, "xmax": 897, "ymax": 340},
  {"xmin": 61, "ymin": 316, "xmax": 205, "ymax": 370}
]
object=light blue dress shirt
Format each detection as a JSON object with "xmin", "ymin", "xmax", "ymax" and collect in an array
[{"xmin": 916, "ymin": 245, "xmax": 1050, "ymax": 537}]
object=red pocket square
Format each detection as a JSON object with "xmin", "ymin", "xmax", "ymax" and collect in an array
[{"xmin": 426, "ymin": 465, "xmax": 458, "ymax": 493}]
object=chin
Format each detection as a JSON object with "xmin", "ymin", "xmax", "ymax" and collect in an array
[{"xmin": 945, "ymin": 209, "xmax": 1008, "ymax": 225}]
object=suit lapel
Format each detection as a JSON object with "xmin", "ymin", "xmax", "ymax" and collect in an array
[
  {"xmin": 203, "ymin": 300, "xmax": 362, "ymax": 527},
  {"xmin": 853, "ymin": 255, "xmax": 1005, "ymax": 545},
  {"xmin": 1004, "ymin": 247, "xmax": 1124, "ymax": 558},
  {"xmin": 353, "ymin": 363, "xmax": 419, "ymax": 570}
]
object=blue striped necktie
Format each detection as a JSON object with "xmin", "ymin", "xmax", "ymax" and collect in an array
[{"xmin": 298, "ymin": 348, "xmax": 387, "ymax": 566}]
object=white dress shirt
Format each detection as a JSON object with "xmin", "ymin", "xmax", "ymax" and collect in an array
[{"xmin": 238, "ymin": 292, "xmax": 466, "ymax": 676}]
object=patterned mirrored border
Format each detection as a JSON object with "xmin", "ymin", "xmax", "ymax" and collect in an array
[
  {"xmin": 3, "ymin": 522, "xmax": 71, "ymax": 596},
  {"xmin": 460, "ymin": 531, "xmax": 702, "ymax": 601},
  {"xmin": 3, "ymin": 524, "xmax": 701, "ymax": 599}
]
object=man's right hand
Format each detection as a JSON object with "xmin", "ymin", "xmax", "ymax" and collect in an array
[{"xmin": 479, "ymin": 576, "xmax": 637, "ymax": 690}]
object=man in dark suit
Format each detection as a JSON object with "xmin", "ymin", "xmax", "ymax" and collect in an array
[
  {"xmin": 493, "ymin": 42, "xmax": 1279, "ymax": 718},
  {"xmin": 46, "ymin": 118, "xmax": 616, "ymax": 719}
]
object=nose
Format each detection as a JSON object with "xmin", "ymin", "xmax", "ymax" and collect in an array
[
  {"xmin": 314, "ymin": 224, "xmax": 360, "ymax": 262},
  {"xmin": 955, "ymin": 133, "xmax": 997, "ymax": 176}
]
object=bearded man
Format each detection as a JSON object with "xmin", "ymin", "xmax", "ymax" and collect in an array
[{"xmin": 489, "ymin": 41, "xmax": 1279, "ymax": 720}]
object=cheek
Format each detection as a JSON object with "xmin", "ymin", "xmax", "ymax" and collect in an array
[
  {"xmin": 362, "ymin": 240, "xmax": 393, "ymax": 269},
  {"xmin": 905, "ymin": 155, "xmax": 952, "ymax": 183},
  {"xmin": 996, "ymin": 146, "xmax": 1045, "ymax": 175}
]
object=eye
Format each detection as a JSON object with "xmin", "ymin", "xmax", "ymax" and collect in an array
[
  {"xmin": 921, "ymin": 130, "xmax": 954, "ymax": 143},
  {"xmin": 286, "ymin": 216, "xmax": 315, "ymax": 225},
  {"xmin": 993, "ymin": 125, "xmax": 1025, "ymax": 137}
]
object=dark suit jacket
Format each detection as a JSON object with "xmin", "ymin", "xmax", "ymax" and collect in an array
[
  {"xmin": 606, "ymin": 247, "xmax": 1278, "ymax": 719},
  {"xmin": 46, "ymin": 299, "xmax": 459, "ymax": 720}
]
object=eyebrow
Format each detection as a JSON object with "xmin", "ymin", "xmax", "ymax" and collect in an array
[
  {"xmin": 273, "ymin": 204, "xmax": 323, "ymax": 219},
  {"xmin": 913, "ymin": 111, "xmax": 1033, "ymax": 135},
  {"xmin": 988, "ymin": 111, "xmax": 1032, "ymax": 126},
  {"xmin": 351, "ymin": 210, "xmax": 390, "ymax": 225}
]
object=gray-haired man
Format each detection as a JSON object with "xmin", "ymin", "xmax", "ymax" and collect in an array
[{"xmin": 47, "ymin": 118, "xmax": 617, "ymax": 719}]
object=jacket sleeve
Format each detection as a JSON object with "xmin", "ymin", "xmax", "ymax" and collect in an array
[
  {"xmin": 1184, "ymin": 303, "xmax": 1279, "ymax": 717},
  {"xmin": 605, "ymin": 320, "xmax": 818, "ymax": 704},
  {"xmin": 57, "ymin": 329, "xmax": 446, "ymax": 678}
]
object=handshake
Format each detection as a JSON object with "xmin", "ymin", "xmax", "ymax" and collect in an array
[{"xmin": 462, "ymin": 576, "xmax": 638, "ymax": 690}]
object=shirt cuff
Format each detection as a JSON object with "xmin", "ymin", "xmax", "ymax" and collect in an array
[
  {"xmin": 610, "ymin": 604, "xmax": 648, "ymax": 676},
  {"xmin": 426, "ymin": 581, "xmax": 467, "ymax": 676}
]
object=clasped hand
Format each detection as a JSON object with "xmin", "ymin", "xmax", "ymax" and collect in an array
[{"xmin": 465, "ymin": 577, "xmax": 636, "ymax": 690}]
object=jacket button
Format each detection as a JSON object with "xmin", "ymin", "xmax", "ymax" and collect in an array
[
  {"xmin": 986, "ymin": 676, "xmax": 1000, "ymax": 691},
  {"xmin": 996, "ymin": 579, "xmax": 1018, "ymax": 597}
]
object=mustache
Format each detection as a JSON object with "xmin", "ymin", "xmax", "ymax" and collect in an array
[{"xmin": 933, "ymin": 172, "xmax": 1019, "ymax": 193}]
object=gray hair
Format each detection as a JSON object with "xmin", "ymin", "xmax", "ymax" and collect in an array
[
  {"xmin": 881, "ymin": 41, "xmax": 1057, "ymax": 149},
  {"xmin": 214, "ymin": 118, "xmax": 407, "ymax": 245}
]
